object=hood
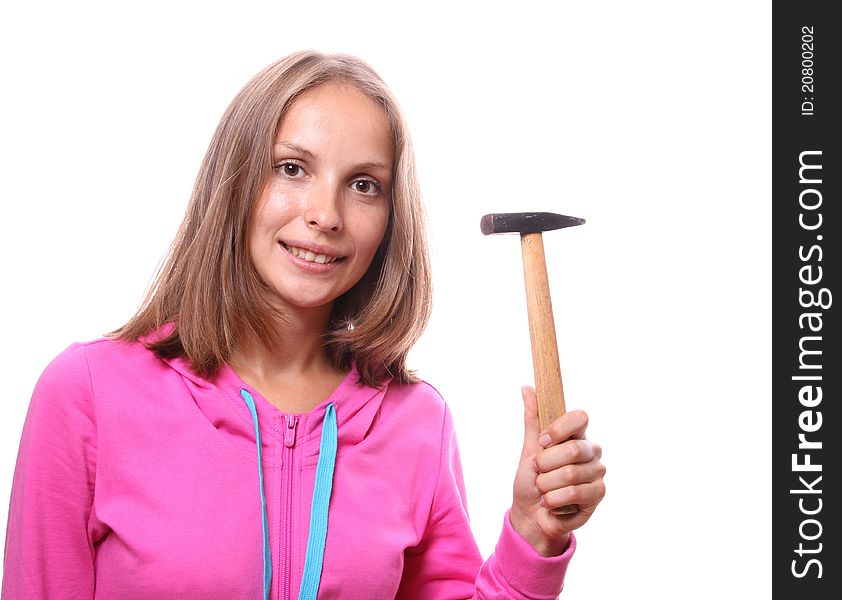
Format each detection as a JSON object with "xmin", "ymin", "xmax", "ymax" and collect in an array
[
  {"xmin": 141, "ymin": 324, "xmax": 391, "ymax": 464},
  {"xmin": 166, "ymin": 352, "xmax": 389, "ymax": 464}
]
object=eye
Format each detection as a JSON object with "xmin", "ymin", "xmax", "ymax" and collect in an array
[
  {"xmin": 274, "ymin": 161, "xmax": 306, "ymax": 178},
  {"xmin": 352, "ymin": 178, "xmax": 381, "ymax": 195}
]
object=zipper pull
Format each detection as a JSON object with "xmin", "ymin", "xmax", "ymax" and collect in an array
[{"xmin": 284, "ymin": 415, "xmax": 299, "ymax": 448}]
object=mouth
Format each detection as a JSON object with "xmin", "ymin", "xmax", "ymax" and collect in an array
[{"xmin": 281, "ymin": 242, "xmax": 344, "ymax": 265}]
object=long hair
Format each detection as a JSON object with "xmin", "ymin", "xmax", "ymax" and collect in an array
[{"xmin": 111, "ymin": 51, "xmax": 432, "ymax": 386}]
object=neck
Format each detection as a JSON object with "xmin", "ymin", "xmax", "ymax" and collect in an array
[{"xmin": 229, "ymin": 303, "xmax": 336, "ymax": 380}]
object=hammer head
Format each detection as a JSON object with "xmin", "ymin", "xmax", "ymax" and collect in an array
[{"xmin": 480, "ymin": 212, "xmax": 585, "ymax": 235}]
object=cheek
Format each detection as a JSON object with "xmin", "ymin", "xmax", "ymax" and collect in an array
[
  {"xmin": 247, "ymin": 200, "xmax": 280, "ymax": 269},
  {"xmin": 361, "ymin": 208, "xmax": 390, "ymax": 258},
  {"xmin": 346, "ymin": 209, "xmax": 389, "ymax": 279},
  {"xmin": 251, "ymin": 194, "xmax": 294, "ymax": 242}
]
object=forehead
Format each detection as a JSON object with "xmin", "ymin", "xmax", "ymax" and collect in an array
[{"xmin": 274, "ymin": 83, "xmax": 393, "ymax": 159}]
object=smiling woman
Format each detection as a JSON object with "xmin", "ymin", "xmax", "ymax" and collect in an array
[{"xmin": 2, "ymin": 50, "xmax": 605, "ymax": 600}]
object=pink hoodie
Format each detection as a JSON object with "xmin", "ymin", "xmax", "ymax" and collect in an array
[{"xmin": 3, "ymin": 335, "xmax": 574, "ymax": 599}]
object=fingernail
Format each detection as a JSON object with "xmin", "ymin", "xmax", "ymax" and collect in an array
[
  {"xmin": 539, "ymin": 496, "xmax": 547, "ymax": 508},
  {"xmin": 531, "ymin": 458, "xmax": 539, "ymax": 473},
  {"xmin": 539, "ymin": 434, "xmax": 552, "ymax": 447}
]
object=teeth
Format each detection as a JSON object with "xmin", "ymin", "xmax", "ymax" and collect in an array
[{"xmin": 284, "ymin": 243, "xmax": 338, "ymax": 264}]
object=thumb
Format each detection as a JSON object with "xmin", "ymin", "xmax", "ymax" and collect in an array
[{"xmin": 521, "ymin": 385, "xmax": 542, "ymax": 457}]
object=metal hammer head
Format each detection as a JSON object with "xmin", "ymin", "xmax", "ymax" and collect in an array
[{"xmin": 480, "ymin": 212, "xmax": 585, "ymax": 235}]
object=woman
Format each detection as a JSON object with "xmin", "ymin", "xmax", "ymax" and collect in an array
[{"xmin": 2, "ymin": 51, "xmax": 605, "ymax": 599}]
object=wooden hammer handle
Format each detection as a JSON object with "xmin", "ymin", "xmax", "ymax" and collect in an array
[
  {"xmin": 521, "ymin": 233, "xmax": 566, "ymax": 431},
  {"xmin": 520, "ymin": 232, "xmax": 578, "ymax": 516}
]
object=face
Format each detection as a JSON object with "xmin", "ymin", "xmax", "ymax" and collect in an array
[{"xmin": 249, "ymin": 82, "xmax": 393, "ymax": 313}]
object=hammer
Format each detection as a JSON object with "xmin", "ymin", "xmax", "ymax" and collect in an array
[{"xmin": 480, "ymin": 212, "xmax": 585, "ymax": 516}]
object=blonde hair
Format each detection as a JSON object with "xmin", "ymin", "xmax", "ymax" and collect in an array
[{"xmin": 112, "ymin": 51, "xmax": 432, "ymax": 386}]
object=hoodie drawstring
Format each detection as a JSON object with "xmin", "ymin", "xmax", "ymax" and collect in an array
[
  {"xmin": 240, "ymin": 390, "xmax": 272, "ymax": 600},
  {"xmin": 298, "ymin": 402, "xmax": 336, "ymax": 600},
  {"xmin": 240, "ymin": 390, "xmax": 338, "ymax": 600}
]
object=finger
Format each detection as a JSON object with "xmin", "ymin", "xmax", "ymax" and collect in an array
[
  {"xmin": 539, "ymin": 410, "xmax": 589, "ymax": 448},
  {"xmin": 540, "ymin": 480, "xmax": 607, "ymax": 512},
  {"xmin": 536, "ymin": 439, "xmax": 601, "ymax": 471},
  {"xmin": 535, "ymin": 461, "xmax": 607, "ymax": 494},
  {"xmin": 521, "ymin": 385, "xmax": 540, "ymax": 454}
]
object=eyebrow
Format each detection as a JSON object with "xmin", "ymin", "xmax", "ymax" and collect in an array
[
  {"xmin": 274, "ymin": 141, "xmax": 316, "ymax": 160},
  {"xmin": 274, "ymin": 141, "xmax": 392, "ymax": 172}
]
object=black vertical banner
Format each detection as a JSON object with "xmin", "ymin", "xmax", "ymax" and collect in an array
[{"xmin": 773, "ymin": 2, "xmax": 840, "ymax": 598}]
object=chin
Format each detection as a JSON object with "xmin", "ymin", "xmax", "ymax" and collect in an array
[
  {"xmin": 294, "ymin": 299, "xmax": 335, "ymax": 310},
  {"xmin": 274, "ymin": 290, "xmax": 339, "ymax": 311}
]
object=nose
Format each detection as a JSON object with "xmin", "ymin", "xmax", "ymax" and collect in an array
[{"xmin": 304, "ymin": 182, "xmax": 343, "ymax": 232}]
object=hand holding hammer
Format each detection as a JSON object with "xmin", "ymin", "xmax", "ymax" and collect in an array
[{"xmin": 481, "ymin": 212, "xmax": 586, "ymax": 517}]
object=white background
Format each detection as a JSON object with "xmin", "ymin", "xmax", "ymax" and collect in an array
[{"xmin": 0, "ymin": 1, "xmax": 770, "ymax": 597}]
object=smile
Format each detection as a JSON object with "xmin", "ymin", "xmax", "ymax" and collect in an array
[{"xmin": 281, "ymin": 242, "xmax": 343, "ymax": 265}]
